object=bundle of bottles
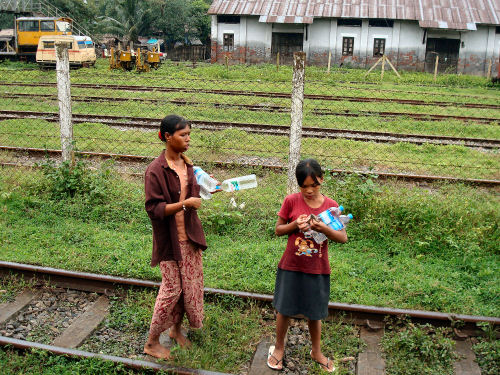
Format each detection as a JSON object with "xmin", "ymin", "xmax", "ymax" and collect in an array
[
  {"xmin": 193, "ymin": 166, "xmax": 258, "ymax": 199},
  {"xmin": 304, "ymin": 205, "xmax": 353, "ymax": 244}
]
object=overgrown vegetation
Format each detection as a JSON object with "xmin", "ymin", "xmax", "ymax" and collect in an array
[
  {"xmin": 381, "ymin": 316, "xmax": 458, "ymax": 375},
  {"xmin": 472, "ymin": 323, "xmax": 500, "ymax": 375},
  {"xmin": 38, "ymin": 157, "xmax": 114, "ymax": 201},
  {"xmin": 0, "ymin": 161, "xmax": 498, "ymax": 317},
  {"xmin": 0, "ymin": 347, "xmax": 150, "ymax": 374}
]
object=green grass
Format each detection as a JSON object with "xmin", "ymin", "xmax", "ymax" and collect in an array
[
  {"xmin": 78, "ymin": 289, "xmax": 270, "ymax": 373},
  {"xmin": 2, "ymin": 57, "xmax": 494, "ymax": 88},
  {"xmin": 381, "ymin": 317, "xmax": 458, "ymax": 375},
  {"xmin": 1, "ymin": 119, "xmax": 498, "ymax": 180},
  {"xmin": 0, "ymin": 348, "xmax": 145, "ymax": 375},
  {"xmin": 0, "ymin": 163, "xmax": 498, "ymax": 317},
  {"xmin": 1, "ymin": 57, "xmax": 498, "ymax": 181},
  {"xmin": 473, "ymin": 323, "xmax": 500, "ymax": 375}
]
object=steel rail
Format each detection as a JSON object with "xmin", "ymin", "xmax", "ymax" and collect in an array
[
  {"xmin": 1, "ymin": 146, "xmax": 499, "ymax": 187},
  {"xmin": 66, "ymin": 73, "xmax": 500, "ymax": 100},
  {"xmin": 1, "ymin": 81, "xmax": 499, "ymax": 109},
  {"xmin": 2, "ymin": 92, "xmax": 498, "ymax": 124},
  {"xmin": 0, "ymin": 336, "xmax": 228, "ymax": 375},
  {"xmin": 1, "ymin": 110, "xmax": 498, "ymax": 149},
  {"xmin": 1, "ymin": 261, "xmax": 499, "ymax": 326}
]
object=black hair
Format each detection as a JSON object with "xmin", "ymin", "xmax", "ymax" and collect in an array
[
  {"xmin": 159, "ymin": 114, "xmax": 190, "ymax": 142},
  {"xmin": 295, "ymin": 158, "xmax": 323, "ymax": 187}
]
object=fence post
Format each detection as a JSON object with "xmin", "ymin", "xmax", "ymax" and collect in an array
[
  {"xmin": 381, "ymin": 55, "xmax": 386, "ymax": 79},
  {"xmin": 327, "ymin": 51, "xmax": 331, "ymax": 74},
  {"xmin": 287, "ymin": 52, "xmax": 306, "ymax": 195},
  {"xmin": 433, "ymin": 55, "xmax": 439, "ymax": 82},
  {"xmin": 55, "ymin": 41, "xmax": 74, "ymax": 165}
]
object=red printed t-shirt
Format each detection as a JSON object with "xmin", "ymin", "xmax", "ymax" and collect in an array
[{"xmin": 277, "ymin": 193, "xmax": 339, "ymax": 275}]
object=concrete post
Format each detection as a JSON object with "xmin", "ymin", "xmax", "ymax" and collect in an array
[
  {"xmin": 55, "ymin": 41, "xmax": 74, "ymax": 164},
  {"xmin": 287, "ymin": 52, "xmax": 305, "ymax": 195}
]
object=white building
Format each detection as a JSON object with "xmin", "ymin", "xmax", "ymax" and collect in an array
[{"xmin": 208, "ymin": 0, "xmax": 500, "ymax": 76}]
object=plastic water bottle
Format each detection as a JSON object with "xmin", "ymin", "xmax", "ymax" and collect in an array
[
  {"xmin": 199, "ymin": 185, "xmax": 212, "ymax": 200},
  {"xmin": 219, "ymin": 174, "xmax": 257, "ymax": 192},
  {"xmin": 317, "ymin": 206, "xmax": 346, "ymax": 230},
  {"xmin": 307, "ymin": 208, "xmax": 353, "ymax": 244},
  {"xmin": 193, "ymin": 166, "xmax": 218, "ymax": 200},
  {"xmin": 303, "ymin": 206, "xmax": 343, "ymax": 243}
]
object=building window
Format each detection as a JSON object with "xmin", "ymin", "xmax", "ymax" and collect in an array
[
  {"xmin": 373, "ymin": 38, "xmax": 386, "ymax": 56},
  {"xmin": 218, "ymin": 15, "xmax": 240, "ymax": 24},
  {"xmin": 41, "ymin": 20, "xmax": 55, "ymax": 31},
  {"xmin": 338, "ymin": 19, "xmax": 362, "ymax": 27},
  {"xmin": 369, "ymin": 19, "xmax": 394, "ymax": 27},
  {"xmin": 223, "ymin": 33, "xmax": 234, "ymax": 52},
  {"xmin": 496, "ymin": 26, "xmax": 500, "ymax": 34},
  {"xmin": 342, "ymin": 37, "xmax": 354, "ymax": 56}
]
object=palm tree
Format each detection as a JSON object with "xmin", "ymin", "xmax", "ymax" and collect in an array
[{"xmin": 96, "ymin": 0, "xmax": 151, "ymax": 43}]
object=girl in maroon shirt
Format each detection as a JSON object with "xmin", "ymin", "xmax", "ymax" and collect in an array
[{"xmin": 267, "ymin": 159, "xmax": 347, "ymax": 373}]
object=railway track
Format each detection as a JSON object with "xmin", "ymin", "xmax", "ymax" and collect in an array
[
  {"xmin": 1, "ymin": 81, "xmax": 499, "ymax": 109},
  {"xmin": 2, "ymin": 92, "xmax": 498, "ymax": 124},
  {"xmin": 2, "ymin": 145, "xmax": 500, "ymax": 187},
  {"xmin": 0, "ymin": 261, "xmax": 497, "ymax": 374},
  {"xmin": 1, "ymin": 110, "xmax": 499, "ymax": 150},
  {"xmin": 68, "ymin": 72, "xmax": 500, "ymax": 101}
]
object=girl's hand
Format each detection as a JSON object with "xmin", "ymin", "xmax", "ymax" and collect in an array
[
  {"xmin": 184, "ymin": 197, "xmax": 202, "ymax": 209},
  {"xmin": 296, "ymin": 214, "xmax": 311, "ymax": 231},
  {"xmin": 309, "ymin": 216, "xmax": 328, "ymax": 233},
  {"xmin": 211, "ymin": 176, "xmax": 223, "ymax": 194}
]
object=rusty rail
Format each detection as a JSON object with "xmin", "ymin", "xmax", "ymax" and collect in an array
[
  {"xmin": 1, "ymin": 261, "xmax": 498, "ymax": 326},
  {"xmin": 1, "ymin": 145, "xmax": 500, "ymax": 187},
  {"xmin": 1, "ymin": 81, "xmax": 499, "ymax": 109},
  {"xmin": 0, "ymin": 336, "xmax": 228, "ymax": 375}
]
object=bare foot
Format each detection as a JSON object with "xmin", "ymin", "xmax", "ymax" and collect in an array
[
  {"xmin": 169, "ymin": 328, "xmax": 192, "ymax": 348},
  {"xmin": 143, "ymin": 341, "xmax": 171, "ymax": 360}
]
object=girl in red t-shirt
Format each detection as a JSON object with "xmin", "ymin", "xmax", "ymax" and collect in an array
[{"xmin": 267, "ymin": 159, "xmax": 347, "ymax": 373}]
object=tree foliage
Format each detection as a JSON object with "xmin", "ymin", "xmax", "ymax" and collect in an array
[{"xmin": 0, "ymin": 0, "xmax": 210, "ymax": 44}]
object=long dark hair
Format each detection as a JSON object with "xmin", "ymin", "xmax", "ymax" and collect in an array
[
  {"xmin": 159, "ymin": 114, "xmax": 190, "ymax": 141},
  {"xmin": 295, "ymin": 158, "xmax": 323, "ymax": 187}
]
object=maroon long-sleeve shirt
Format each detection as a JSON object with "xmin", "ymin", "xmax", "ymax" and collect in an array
[{"xmin": 145, "ymin": 150, "xmax": 207, "ymax": 266}]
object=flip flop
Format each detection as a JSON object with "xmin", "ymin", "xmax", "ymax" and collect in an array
[
  {"xmin": 267, "ymin": 345, "xmax": 283, "ymax": 371},
  {"xmin": 310, "ymin": 350, "xmax": 336, "ymax": 373}
]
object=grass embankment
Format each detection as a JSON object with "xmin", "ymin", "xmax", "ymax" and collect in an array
[{"xmin": 0, "ymin": 163, "xmax": 498, "ymax": 317}]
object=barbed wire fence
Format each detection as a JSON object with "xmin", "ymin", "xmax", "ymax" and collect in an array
[{"xmin": 0, "ymin": 50, "xmax": 499, "ymax": 190}]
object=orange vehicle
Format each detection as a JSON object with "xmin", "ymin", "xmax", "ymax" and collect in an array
[{"xmin": 15, "ymin": 16, "xmax": 72, "ymax": 58}]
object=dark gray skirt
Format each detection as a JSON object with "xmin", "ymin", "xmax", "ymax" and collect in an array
[{"xmin": 272, "ymin": 268, "xmax": 330, "ymax": 321}]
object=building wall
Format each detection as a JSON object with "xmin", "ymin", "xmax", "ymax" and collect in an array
[
  {"xmin": 211, "ymin": 15, "xmax": 499, "ymax": 76},
  {"xmin": 397, "ymin": 21, "xmax": 426, "ymax": 71},
  {"xmin": 211, "ymin": 15, "xmax": 270, "ymax": 64},
  {"xmin": 462, "ymin": 25, "xmax": 499, "ymax": 75}
]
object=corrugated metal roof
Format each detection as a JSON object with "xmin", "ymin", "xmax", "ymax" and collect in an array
[{"xmin": 208, "ymin": 0, "xmax": 500, "ymax": 29}]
